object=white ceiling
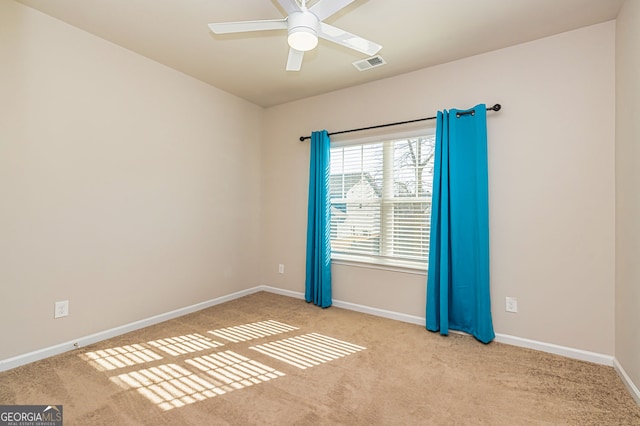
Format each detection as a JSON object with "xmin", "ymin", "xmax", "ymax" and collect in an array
[{"xmin": 16, "ymin": 0, "xmax": 623, "ymax": 108}]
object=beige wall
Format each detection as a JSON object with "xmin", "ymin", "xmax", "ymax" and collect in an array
[
  {"xmin": 0, "ymin": 1, "xmax": 263, "ymax": 360},
  {"xmin": 616, "ymin": 0, "xmax": 640, "ymax": 393},
  {"xmin": 262, "ymin": 22, "xmax": 616, "ymax": 355}
]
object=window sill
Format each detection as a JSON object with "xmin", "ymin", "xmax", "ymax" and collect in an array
[{"xmin": 331, "ymin": 254, "xmax": 427, "ymax": 276}]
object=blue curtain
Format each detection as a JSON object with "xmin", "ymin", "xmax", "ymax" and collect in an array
[
  {"xmin": 305, "ymin": 130, "xmax": 332, "ymax": 308},
  {"xmin": 426, "ymin": 104, "xmax": 495, "ymax": 344}
]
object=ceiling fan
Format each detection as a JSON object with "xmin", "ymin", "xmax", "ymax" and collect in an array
[{"xmin": 208, "ymin": 0, "xmax": 382, "ymax": 71}]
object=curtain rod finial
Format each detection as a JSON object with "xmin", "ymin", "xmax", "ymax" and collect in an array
[{"xmin": 491, "ymin": 104, "xmax": 501, "ymax": 111}]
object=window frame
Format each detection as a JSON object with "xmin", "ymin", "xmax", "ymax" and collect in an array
[{"xmin": 329, "ymin": 126, "xmax": 436, "ymax": 272}]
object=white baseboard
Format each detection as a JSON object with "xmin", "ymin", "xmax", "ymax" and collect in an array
[
  {"xmin": 258, "ymin": 286, "xmax": 304, "ymax": 300},
  {"xmin": 332, "ymin": 299, "xmax": 425, "ymax": 325},
  {"xmin": 614, "ymin": 358, "xmax": 640, "ymax": 406},
  {"xmin": 259, "ymin": 285, "xmax": 427, "ymax": 325},
  {"xmin": 493, "ymin": 333, "xmax": 614, "ymax": 366},
  {"xmin": 0, "ymin": 287, "xmax": 262, "ymax": 373},
  {"xmin": 2, "ymin": 284, "xmax": 637, "ymax": 407}
]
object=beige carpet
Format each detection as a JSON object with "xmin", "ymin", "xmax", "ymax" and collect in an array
[{"xmin": 1, "ymin": 291, "xmax": 639, "ymax": 425}]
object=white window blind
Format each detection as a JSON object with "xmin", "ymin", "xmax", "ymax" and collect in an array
[{"xmin": 330, "ymin": 134, "xmax": 435, "ymax": 268}]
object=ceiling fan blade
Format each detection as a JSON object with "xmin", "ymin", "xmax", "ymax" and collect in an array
[
  {"xmin": 208, "ymin": 19, "xmax": 287, "ymax": 34},
  {"xmin": 310, "ymin": 0, "xmax": 355, "ymax": 21},
  {"xmin": 286, "ymin": 48, "xmax": 304, "ymax": 71},
  {"xmin": 319, "ymin": 22, "xmax": 382, "ymax": 56},
  {"xmin": 276, "ymin": 0, "xmax": 302, "ymax": 16}
]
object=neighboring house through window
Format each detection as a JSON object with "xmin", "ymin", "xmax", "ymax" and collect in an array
[{"xmin": 329, "ymin": 129, "xmax": 435, "ymax": 270}]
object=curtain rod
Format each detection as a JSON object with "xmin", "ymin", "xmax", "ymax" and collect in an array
[{"xmin": 299, "ymin": 103, "xmax": 502, "ymax": 142}]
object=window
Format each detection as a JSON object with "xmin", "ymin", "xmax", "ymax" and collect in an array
[{"xmin": 329, "ymin": 131, "xmax": 436, "ymax": 269}]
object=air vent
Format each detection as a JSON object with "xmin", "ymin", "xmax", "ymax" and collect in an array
[{"xmin": 352, "ymin": 55, "xmax": 386, "ymax": 71}]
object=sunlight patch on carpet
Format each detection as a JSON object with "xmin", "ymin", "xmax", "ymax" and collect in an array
[
  {"xmin": 147, "ymin": 333, "xmax": 225, "ymax": 356},
  {"xmin": 111, "ymin": 363, "xmax": 222, "ymax": 411},
  {"xmin": 249, "ymin": 333, "xmax": 366, "ymax": 369},
  {"xmin": 208, "ymin": 320, "xmax": 298, "ymax": 343},
  {"xmin": 186, "ymin": 351, "xmax": 285, "ymax": 386},
  {"xmin": 110, "ymin": 352, "xmax": 284, "ymax": 411},
  {"xmin": 79, "ymin": 344, "xmax": 163, "ymax": 371}
]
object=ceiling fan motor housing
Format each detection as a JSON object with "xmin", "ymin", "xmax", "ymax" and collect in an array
[{"xmin": 287, "ymin": 11, "xmax": 319, "ymax": 51}]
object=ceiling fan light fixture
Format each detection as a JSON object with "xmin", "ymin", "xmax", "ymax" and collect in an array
[
  {"xmin": 288, "ymin": 27, "xmax": 318, "ymax": 51},
  {"xmin": 287, "ymin": 11, "xmax": 319, "ymax": 52}
]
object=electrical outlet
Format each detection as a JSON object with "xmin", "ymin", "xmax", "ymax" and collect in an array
[
  {"xmin": 54, "ymin": 300, "xmax": 69, "ymax": 319},
  {"xmin": 505, "ymin": 297, "xmax": 518, "ymax": 313},
  {"xmin": 278, "ymin": 264, "xmax": 285, "ymax": 274}
]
